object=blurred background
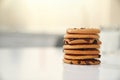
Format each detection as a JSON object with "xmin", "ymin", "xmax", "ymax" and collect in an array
[
  {"xmin": 0, "ymin": 0, "xmax": 120, "ymax": 80},
  {"xmin": 0, "ymin": 0, "xmax": 120, "ymax": 52}
]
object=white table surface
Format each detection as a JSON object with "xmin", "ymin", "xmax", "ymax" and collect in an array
[{"xmin": 0, "ymin": 47, "xmax": 120, "ymax": 80}]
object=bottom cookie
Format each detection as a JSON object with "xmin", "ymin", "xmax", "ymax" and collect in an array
[{"xmin": 63, "ymin": 58, "xmax": 101, "ymax": 65}]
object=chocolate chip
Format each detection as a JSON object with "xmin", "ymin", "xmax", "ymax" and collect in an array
[
  {"xmin": 64, "ymin": 41, "xmax": 69, "ymax": 45},
  {"xmin": 77, "ymin": 48, "xmax": 97, "ymax": 50},
  {"xmin": 93, "ymin": 39, "xmax": 97, "ymax": 44},
  {"xmin": 69, "ymin": 38, "xmax": 78, "ymax": 41},
  {"xmin": 91, "ymin": 60, "xmax": 95, "ymax": 63},
  {"xmin": 69, "ymin": 38, "xmax": 75, "ymax": 41},
  {"xmin": 85, "ymin": 61, "xmax": 90, "ymax": 65},
  {"xmin": 74, "ymin": 28, "xmax": 77, "ymax": 29},
  {"xmin": 78, "ymin": 61, "xmax": 81, "ymax": 64},
  {"xmin": 98, "ymin": 55, "xmax": 101, "ymax": 58},
  {"xmin": 80, "ymin": 28, "xmax": 85, "ymax": 29},
  {"xmin": 70, "ymin": 61, "xmax": 73, "ymax": 64},
  {"xmin": 84, "ymin": 38, "xmax": 90, "ymax": 42}
]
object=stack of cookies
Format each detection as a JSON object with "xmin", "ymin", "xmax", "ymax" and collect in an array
[{"xmin": 63, "ymin": 28, "xmax": 101, "ymax": 65}]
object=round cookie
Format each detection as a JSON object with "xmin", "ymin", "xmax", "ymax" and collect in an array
[
  {"xmin": 64, "ymin": 38, "xmax": 101, "ymax": 45},
  {"xmin": 63, "ymin": 58, "xmax": 101, "ymax": 65},
  {"xmin": 63, "ymin": 44, "xmax": 100, "ymax": 49},
  {"xmin": 64, "ymin": 54, "xmax": 101, "ymax": 59},
  {"xmin": 67, "ymin": 28, "xmax": 100, "ymax": 34},
  {"xmin": 64, "ymin": 34, "xmax": 99, "ymax": 39},
  {"xmin": 64, "ymin": 49, "xmax": 100, "ymax": 54}
]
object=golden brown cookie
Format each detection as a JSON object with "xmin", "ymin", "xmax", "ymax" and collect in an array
[
  {"xmin": 64, "ymin": 49, "xmax": 100, "ymax": 54},
  {"xmin": 64, "ymin": 38, "xmax": 101, "ymax": 45},
  {"xmin": 64, "ymin": 34, "xmax": 99, "ymax": 39},
  {"xmin": 63, "ymin": 44, "xmax": 100, "ymax": 49},
  {"xmin": 64, "ymin": 54, "xmax": 101, "ymax": 59},
  {"xmin": 67, "ymin": 28, "xmax": 100, "ymax": 34},
  {"xmin": 63, "ymin": 58, "xmax": 101, "ymax": 65}
]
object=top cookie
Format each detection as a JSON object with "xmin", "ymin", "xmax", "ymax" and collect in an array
[{"xmin": 67, "ymin": 28, "xmax": 100, "ymax": 34}]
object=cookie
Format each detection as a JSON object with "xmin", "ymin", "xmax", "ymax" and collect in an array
[
  {"xmin": 64, "ymin": 49, "xmax": 100, "ymax": 54},
  {"xmin": 63, "ymin": 44, "xmax": 100, "ymax": 49},
  {"xmin": 64, "ymin": 54, "xmax": 101, "ymax": 59},
  {"xmin": 67, "ymin": 28, "xmax": 100, "ymax": 34},
  {"xmin": 64, "ymin": 38, "xmax": 101, "ymax": 45},
  {"xmin": 64, "ymin": 34, "xmax": 99, "ymax": 39},
  {"xmin": 63, "ymin": 58, "xmax": 101, "ymax": 65}
]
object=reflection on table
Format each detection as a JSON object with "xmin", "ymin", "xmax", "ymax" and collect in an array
[
  {"xmin": 63, "ymin": 64, "xmax": 99, "ymax": 80},
  {"xmin": 0, "ymin": 47, "xmax": 120, "ymax": 80}
]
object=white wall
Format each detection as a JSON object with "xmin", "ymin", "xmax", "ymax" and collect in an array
[{"xmin": 0, "ymin": 0, "xmax": 119, "ymax": 33}]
